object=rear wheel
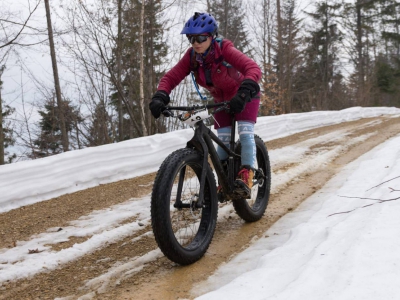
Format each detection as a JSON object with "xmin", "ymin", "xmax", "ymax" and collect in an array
[
  {"xmin": 151, "ymin": 148, "xmax": 218, "ymax": 265},
  {"xmin": 232, "ymin": 135, "xmax": 271, "ymax": 222}
]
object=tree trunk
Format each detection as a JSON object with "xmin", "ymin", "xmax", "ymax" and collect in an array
[
  {"xmin": 206, "ymin": 0, "xmax": 211, "ymax": 11},
  {"xmin": 323, "ymin": 7, "xmax": 329, "ymax": 110},
  {"xmin": 223, "ymin": 0, "xmax": 229, "ymax": 38},
  {"xmin": 276, "ymin": 0, "xmax": 285, "ymax": 113},
  {"xmin": 117, "ymin": 0, "xmax": 124, "ymax": 141},
  {"xmin": 139, "ymin": 0, "xmax": 148, "ymax": 136},
  {"xmin": 286, "ymin": 16, "xmax": 293, "ymax": 113},
  {"xmin": 0, "ymin": 66, "xmax": 4, "ymax": 165},
  {"xmin": 356, "ymin": 0, "xmax": 365, "ymax": 106},
  {"xmin": 148, "ymin": 0, "xmax": 155, "ymax": 135},
  {"xmin": 44, "ymin": 0, "xmax": 69, "ymax": 151}
]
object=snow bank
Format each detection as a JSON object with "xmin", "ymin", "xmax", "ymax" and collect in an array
[{"xmin": 1, "ymin": 107, "xmax": 399, "ymax": 213}]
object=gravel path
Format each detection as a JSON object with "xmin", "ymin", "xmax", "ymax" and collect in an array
[{"xmin": 1, "ymin": 115, "xmax": 400, "ymax": 300}]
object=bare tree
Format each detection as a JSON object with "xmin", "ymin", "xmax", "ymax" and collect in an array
[
  {"xmin": 0, "ymin": 65, "xmax": 5, "ymax": 164},
  {"xmin": 139, "ymin": 0, "xmax": 148, "ymax": 136},
  {"xmin": 276, "ymin": 0, "xmax": 285, "ymax": 112},
  {"xmin": 44, "ymin": 0, "xmax": 69, "ymax": 151},
  {"xmin": 247, "ymin": 0, "xmax": 283, "ymax": 115},
  {"xmin": 117, "ymin": 0, "xmax": 124, "ymax": 141},
  {"xmin": 60, "ymin": 0, "xmax": 143, "ymax": 138}
]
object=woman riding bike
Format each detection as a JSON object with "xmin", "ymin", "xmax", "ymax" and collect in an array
[{"xmin": 149, "ymin": 12, "xmax": 262, "ymax": 198}]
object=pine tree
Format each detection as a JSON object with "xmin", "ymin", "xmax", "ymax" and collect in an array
[
  {"xmin": 373, "ymin": 0, "xmax": 400, "ymax": 106},
  {"xmin": 208, "ymin": 0, "xmax": 251, "ymax": 53},
  {"xmin": 0, "ymin": 65, "xmax": 16, "ymax": 164},
  {"xmin": 373, "ymin": 55, "xmax": 400, "ymax": 106},
  {"xmin": 86, "ymin": 102, "xmax": 114, "ymax": 146},
  {"xmin": 340, "ymin": 0, "xmax": 380, "ymax": 106},
  {"xmin": 278, "ymin": 0, "xmax": 303, "ymax": 113},
  {"xmin": 1, "ymin": 104, "xmax": 16, "ymax": 164},
  {"xmin": 380, "ymin": 0, "xmax": 400, "ymax": 56},
  {"xmin": 110, "ymin": 0, "xmax": 167, "ymax": 138},
  {"xmin": 32, "ymin": 99, "xmax": 82, "ymax": 158},
  {"xmin": 297, "ymin": 0, "xmax": 342, "ymax": 111}
]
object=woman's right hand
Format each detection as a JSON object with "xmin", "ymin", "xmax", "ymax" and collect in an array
[{"xmin": 149, "ymin": 91, "xmax": 170, "ymax": 118}]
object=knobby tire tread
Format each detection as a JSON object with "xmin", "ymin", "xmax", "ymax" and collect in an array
[
  {"xmin": 151, "ymin": 148, "xmax": 218, "ymax": 265},
  {"xmin": 232, "ymin": 135, "xmax": 271, "ymax": 222}
]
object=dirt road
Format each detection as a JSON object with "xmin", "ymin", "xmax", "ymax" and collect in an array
[{"xmin": 1, "ymin": 115, "xmax": 400, "ymax": 300}]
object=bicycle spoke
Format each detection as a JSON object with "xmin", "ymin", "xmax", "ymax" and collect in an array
[{"xmin": 170, "ymin": 166, "xmax": 202, "ymax": 247}]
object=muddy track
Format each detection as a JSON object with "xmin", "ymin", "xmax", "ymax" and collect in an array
[{"xmin": 1, "ymin": 116, "xmax": 400, "ymax": 300}]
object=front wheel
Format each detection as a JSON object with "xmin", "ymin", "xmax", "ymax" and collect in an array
[
  {"xmin": 151, "ymin": 148, "xmax": 218, "ymax": 265},
  {"xmin": 233, "ymin": 135, "xmax": 271, "ymax": 222}
]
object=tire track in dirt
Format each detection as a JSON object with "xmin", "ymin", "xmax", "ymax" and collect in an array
[
  {"xmin": 0, "ymin": 174, "xmax": 156, "ymax": 250},
  {"xmin": 1, "ymin": 116, "xmax": 399, "ymax": 300}
]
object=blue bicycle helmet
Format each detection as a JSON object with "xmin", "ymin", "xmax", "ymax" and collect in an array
[{"xmin": 181, "ymin": 12, "xmax": 218, "ymax": 36}]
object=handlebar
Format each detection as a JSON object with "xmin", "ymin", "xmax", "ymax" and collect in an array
[
  {"xmin": 162, "ymin": 101, "xmax": 230, "ymax": 117},
  {"xmin": 161, "ymin": 101, "xmax": 230, "ymax": 126}
]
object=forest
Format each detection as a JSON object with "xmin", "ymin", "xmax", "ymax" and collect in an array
[{"xmin": 0, "ymin": 0, "xmax": 399, "ymax": 163}]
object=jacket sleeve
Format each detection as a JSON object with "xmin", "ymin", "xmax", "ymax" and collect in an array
[
  {"xmin": 157, "ymin": 48, "xmax": 192, "ymax": 94},
  {"xmin": 222, "ymin": 41, "xmax": 261, "ymax": 83}
]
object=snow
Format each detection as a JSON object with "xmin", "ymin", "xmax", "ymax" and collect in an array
[
  {"xmin": 194, "ymin": 130, "xmax": 400, "ymax": 300},
  {"xmin": 1, "ymin": 106, "xmax": 398, "ymax": 213},
  {"xmin": 1, "ymin": 106, "xmax": 400, "ymax": 299}
]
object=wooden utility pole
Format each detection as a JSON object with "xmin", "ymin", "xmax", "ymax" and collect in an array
[{"xmin": 44, "ymin": 0, "xmax": 69, "ymax": 151}]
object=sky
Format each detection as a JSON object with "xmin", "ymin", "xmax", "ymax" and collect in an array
[
  {"xmin": 1, "ymin": 107, "xmax": 400, "ymax": 299},
  {"xmin": 1, "ymin": 0, "xmax": 314, "ymax": 144}
]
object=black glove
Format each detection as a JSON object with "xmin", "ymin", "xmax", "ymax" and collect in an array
[
  {"xmin": 229, "ymin": 79, "xmax": 260, "ymax": 114},
  {"xmin": 149, "ymin": 90, "xmax": 170, "ymax": 119}
]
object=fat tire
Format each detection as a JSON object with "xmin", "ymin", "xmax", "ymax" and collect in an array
[
  {"xmin": 232, "ymin": 135, "xmax": 271, "ymax": 222},
  {"xmin": 151, "ymin": 148, "xmax": 218, "ymax": 265}
]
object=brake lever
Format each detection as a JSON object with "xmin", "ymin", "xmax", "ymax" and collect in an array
[{"xmin": 162, "ymin": 109, "xmax": 173, "ymax": 117}]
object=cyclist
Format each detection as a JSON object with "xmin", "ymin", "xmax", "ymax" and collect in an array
[{"xmin": 149, "ymin": 12, "xmax": 262, "ymax": 198}]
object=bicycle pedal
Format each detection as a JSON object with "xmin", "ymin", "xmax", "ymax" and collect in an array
[
  {"xmin": 217, "ymin": 191, "xmax": 227, "ymax": 203},
  {"xmin": 233, "ymin": 183, "xmax": 251, "ymax": 199}
]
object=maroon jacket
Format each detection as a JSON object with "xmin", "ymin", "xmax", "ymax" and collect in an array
[{"xmin": 157, "ymin": 39, "xmax": 261, "ymax": 102}]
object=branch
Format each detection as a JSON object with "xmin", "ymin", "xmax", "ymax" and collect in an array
[
  {"xmin": 366, "ymin": 175, "xmax": 400, "ymax": 191},
  {"xmin": 0, "ymin": 0, "xmax": 41, "ymax": 49},
  {"xmin": 338, "ymin": 195, "xmax": 400, "ymax": 202},
  {"xmin": 328, "ymin": 195, "xmax": 400, "ymax": 217},
  {"xmin": 5, "ymin": 38, "xmax": 49, "ymax": 47},
  {"xmin": 0, "ymin": 18, "xmax": 46, "ymax": 33}
]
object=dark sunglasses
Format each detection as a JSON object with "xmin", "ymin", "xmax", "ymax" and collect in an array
[{"xmin": 187, "ymin": 35, "xmax": 210, "ymax": 44}]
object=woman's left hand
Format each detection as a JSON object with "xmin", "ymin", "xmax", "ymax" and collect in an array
[
  {"xmin": 229, "ymin": 89, "xmax": 251, "ymax": 113},
  {"xmin": 229, "ymin": 79, "xmax": 260, "ymax": 113}
]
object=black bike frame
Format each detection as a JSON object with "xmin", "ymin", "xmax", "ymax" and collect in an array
[{"xmin": 167, "ymin": 103, "xmax": 240, "ymax": 209}]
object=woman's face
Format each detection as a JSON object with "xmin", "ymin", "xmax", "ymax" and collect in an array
[{"xmin": 189, "ymin": 35, "xmax": 212, "ymax": 54}]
